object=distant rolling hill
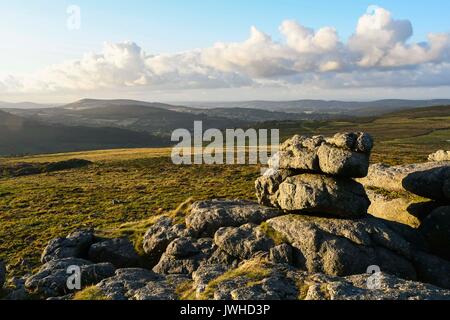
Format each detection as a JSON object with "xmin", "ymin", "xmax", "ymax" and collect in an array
[
  {"xmin": 186, "ymin": 99, "xmax": 450, "ymax": 116},
  {"xmin": 2, "ymin": 99, "xmax": 257, "ymax": 136},
  {"xmin": 0, "ymin": 110, "xmax": 167, "ymax": 156},
  {"xmin": 0, "ymin": 101, "xmax": 58, "ymax": 109}
]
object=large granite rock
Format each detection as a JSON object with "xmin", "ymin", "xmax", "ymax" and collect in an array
[
  {"xmin": 95, "ymin": 268, "xmax": 187, "ymax": 300},
  {"xmin": 214, "ymin": 224, "xmax": 275, "ymax": 260},
  {"xmin": 359, "ymin": 162, "xmax": 450, "ymax": 201},
  {"xmin": 366, "ymin": 188, "xmax": 442, "ymax": 228},
  {"xmin": 419, "ymin": 206, "xmax": 450, "ymax": 261},
  {"xmin": 198, "ymin": 260, "xmax": 450, "ymax": 300},
  {"xmin": 274, "ymin": 174, "xmax": 370, "ymax": 218},
  {"xmin": 25, "ymin": 258, "xmax": 115, "ymax": 298},
  {"xmin": 428, "ymin": 150, "xmax": 450, "ymax": 162},
  {"xmin": 88, "ymin": 238, "xmax": 141, "ymax": 268},
  {"xmin": 255, "ymin": 169, "xmax": 298, "ymax": 207},
  {"xmin": 142, "ymin": 217, "xmax": 192, "ymax": 265},
  {"xmin": 268, "ymin": 133, "xmax": 373, "ymax": 178},
  {"xmin": 41, "ymin": 230, "xmax": 95, "ymax": 263},
  {"xmin": 153, "ymin": 237, "xmax": 215, "ymax": 276},
  {"xmin": 267, "ymin": 215, "xmax": 418, "ymax": 280},
  {"xmin": 186, "ymin": 199, "xmax": 282, "ymax": 237}
]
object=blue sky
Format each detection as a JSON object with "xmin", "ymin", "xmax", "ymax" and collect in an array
[{"xmin": 1, "ymin": 1, "xmax": 450, "ymax": 102}]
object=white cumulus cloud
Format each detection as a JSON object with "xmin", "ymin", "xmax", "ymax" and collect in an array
[{"xmin": 1, "ymin": 6, "xmax": 450, "ymax": 97}]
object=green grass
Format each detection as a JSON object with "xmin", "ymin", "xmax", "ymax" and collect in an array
[
  {"xmin": 73, "ymin": 286, "xmax": 111, "ymax": 300},
  {"xmin": 199, "ymin": 257, "xmax": 272, "ymax": 300},
  {"xmin": 0, "ymin": 154, "xmax": 259, "ymax": 277}
]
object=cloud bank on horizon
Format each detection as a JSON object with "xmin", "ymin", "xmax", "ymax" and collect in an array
[{"xmin": 2, "ymin": 6, "xmax": 450, "ymax": 99}]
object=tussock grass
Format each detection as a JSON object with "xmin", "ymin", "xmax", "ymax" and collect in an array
[
  {"xmin": 176, "ymin": 281, "xmax": 197, "ymax": 300},
  {"xmin": 73, "ymin": 286, "xmax": 110, "ymax": 300},
  {"xmin": 200, "ymin": 256, "xmax": 272, "ymax": 300},
  {"xmin": 259, "ymin": 222, "xmax": 289, "ymax": 245}
]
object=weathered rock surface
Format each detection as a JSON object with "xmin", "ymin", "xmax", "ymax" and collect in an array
[
  {"xmin": 0, "ymin": 260, "xmax": 5, "ymax": 289},
  {"xmin": 96, "ymin": 268, "xmax": 186, "ymax": 300},
  {"xmin": 267, "ymin": 215, "xmax": 418, "ymax": 280},
  {"xmin": 142, "ymin": 217, "xmax": 192, "ymax": 265},
  {"xmin": 153, "ymin": 237, "xmax": 215, "ymax": 276},
  {"xmin": 25, "ymin": 258, "xmax": 115, "ymax": 298},
  {"xmin": 41, "ymin": 230, "xmax": 95, "ymax": 263},
  {"xmin": 366, "ymin": 188, "xmax": 441, "ymax": 228},
  {"xmin": 274, "ymin": 174, "xmax": 370, "ymax": 217},
  {"xmin": 419, "ymin": 206, "xmax": 450, "ymax": 261},
  {"xmin": 335, "ymin": 272, "xmax": 450, "ymax": 300},
  {"xmin": 88, "ymin": 238, "xmax": 141, "ymax": 268},
  {"xmin": 186, "ymin": 199, "xmax": 282, "ymax": 237},
  {"xmin": 199, "ymin": 260, "xmax": 450, "ymax": 300},
  {"xmin": 270, "ymin": 244, "xmax": 293, "ymax": 265},
  {"xmin": 359, "ymin": 162, "xmax": 450, "ymax": 201},
  {"xmin": 255, "ymin": 169, "xmax": 297, "ymax": 207},
  {"xmin": 214, "ymin": 224, "xmax": 275, "ymax": 260},
  {"xmin": 268, "ymin": 133, "xmax": 373, "ymax": 178},
  {"xmin": 428, "ymin": 150, "xmax": 450, "ymax": 162}
]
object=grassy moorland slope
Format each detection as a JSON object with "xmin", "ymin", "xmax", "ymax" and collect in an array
[{"xmin": 0, "ymin": 105, "xmax": 449, "ymax": 277}]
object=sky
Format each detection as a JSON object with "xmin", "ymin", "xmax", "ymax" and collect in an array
[{"xmin": 1, "ymin": 0, "xmax": 450, "ymax": 103}]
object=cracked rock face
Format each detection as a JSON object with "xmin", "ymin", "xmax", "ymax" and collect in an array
[
  {"xmin": 269, "ymin": 174, "xmax": 370, "ymax": 218},
  {"xmin": 25, "ymin": 258, "xmax": 115, "ymax": 298},
  {"xmin": 88, "ymin": 238, "xmax": 141, "ymax": 268},
  {"xmin": 186, "ymin": 199, "xmax": 282, "ymax": 237},
  {"xmin": 95, "ymin": 268, "xmax": 187, "ymax": 300},
  {"xmin": 152, "ymin": 237, "xmax": 215, "ymax": 276},
  {"xmin": 266, "ymin": 215, "xmax": 419, "ymax": 280},
  {"xmin": 142, "ymin": 217, "xmax": 192, "ymax": 265},
  {"xmin": 214, "ymin": 224, "xmax": 275, "ymax": 260},
  {"xmin": 365, "ymin": 189, "xmax": 442, "ymax": 228},
  {"xmin": 268, "ymin": 133, "xmax": 373, "ymax": 178},
  {"xmin": 40, "ymin": 230, "xmax": 95, "ymax": 263},
  {"xmin": 358, "ymin": 162, "xmax": 450, "ymax": 201}
]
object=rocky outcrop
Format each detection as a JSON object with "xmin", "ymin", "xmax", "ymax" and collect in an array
[
  {"xmin": 257, "ymin": 133, "xmax": 372, "ymax": 217},
  {"xmin": 214, "ymin": 224, "xmax": 275, "ymax": 260},
  {"xmin": 17, "ymin": 131, "xmax": 450, "ymax": 301},
  {"xmin": 41, "ymin": 230, "xmax": 95, "ymax": 263},
  {"xmin": 359, "ymin": 162, "xmax": 450, "ymax": 201},
  {"xmin": 153, "ymin": 237, "xmax": 215, "ymax": 276},
  {"xmin": 275, "ymin": 174, "xmax": 370, "ymax": 217},
  {"xmin": 95, "ymin": 268, "xmax": 187, "ymax": 300},
  {"xmin": 365, "ymin": 188, "xmax": 442, "ymax": 228},
  {"xmin": 266, "ymin": 215, "xmax": 419, "ymax": 279},
  {"xmin": 198, "ymin": 260, "xmax": 450, "ymax": 300},
  {"xmin": 25, "ymin": 258, "xmax": 115, "ymax": 298},
  {"xmin": 269, "ymin": 133, "xmax": 373, "ymax": 178},
  {"xmin": 142, "ymin": 217, "xmax": 192, "ymax": 265},
  {"xmin": 358, "ymin": 162, "xmax": 450, "ymax": 228},
  {"xmin": 419, "ymin": 206, "xmax": 450, "ymax": 261},
  {"xmin": 428, "ymin": 150, "xmax": 450, "ymax": 162},
  {"xmin": 88, "ymin": 238, "xmax": 141, "ymax": 268},
  {"xmin": 186, "ymin": 199, "xmax": 282, "ymax": 237}
]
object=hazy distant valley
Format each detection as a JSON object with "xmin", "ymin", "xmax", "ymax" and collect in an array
[{"xmin": 1, "ymin": 98, "xmax": 450, "ymax": 156}]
